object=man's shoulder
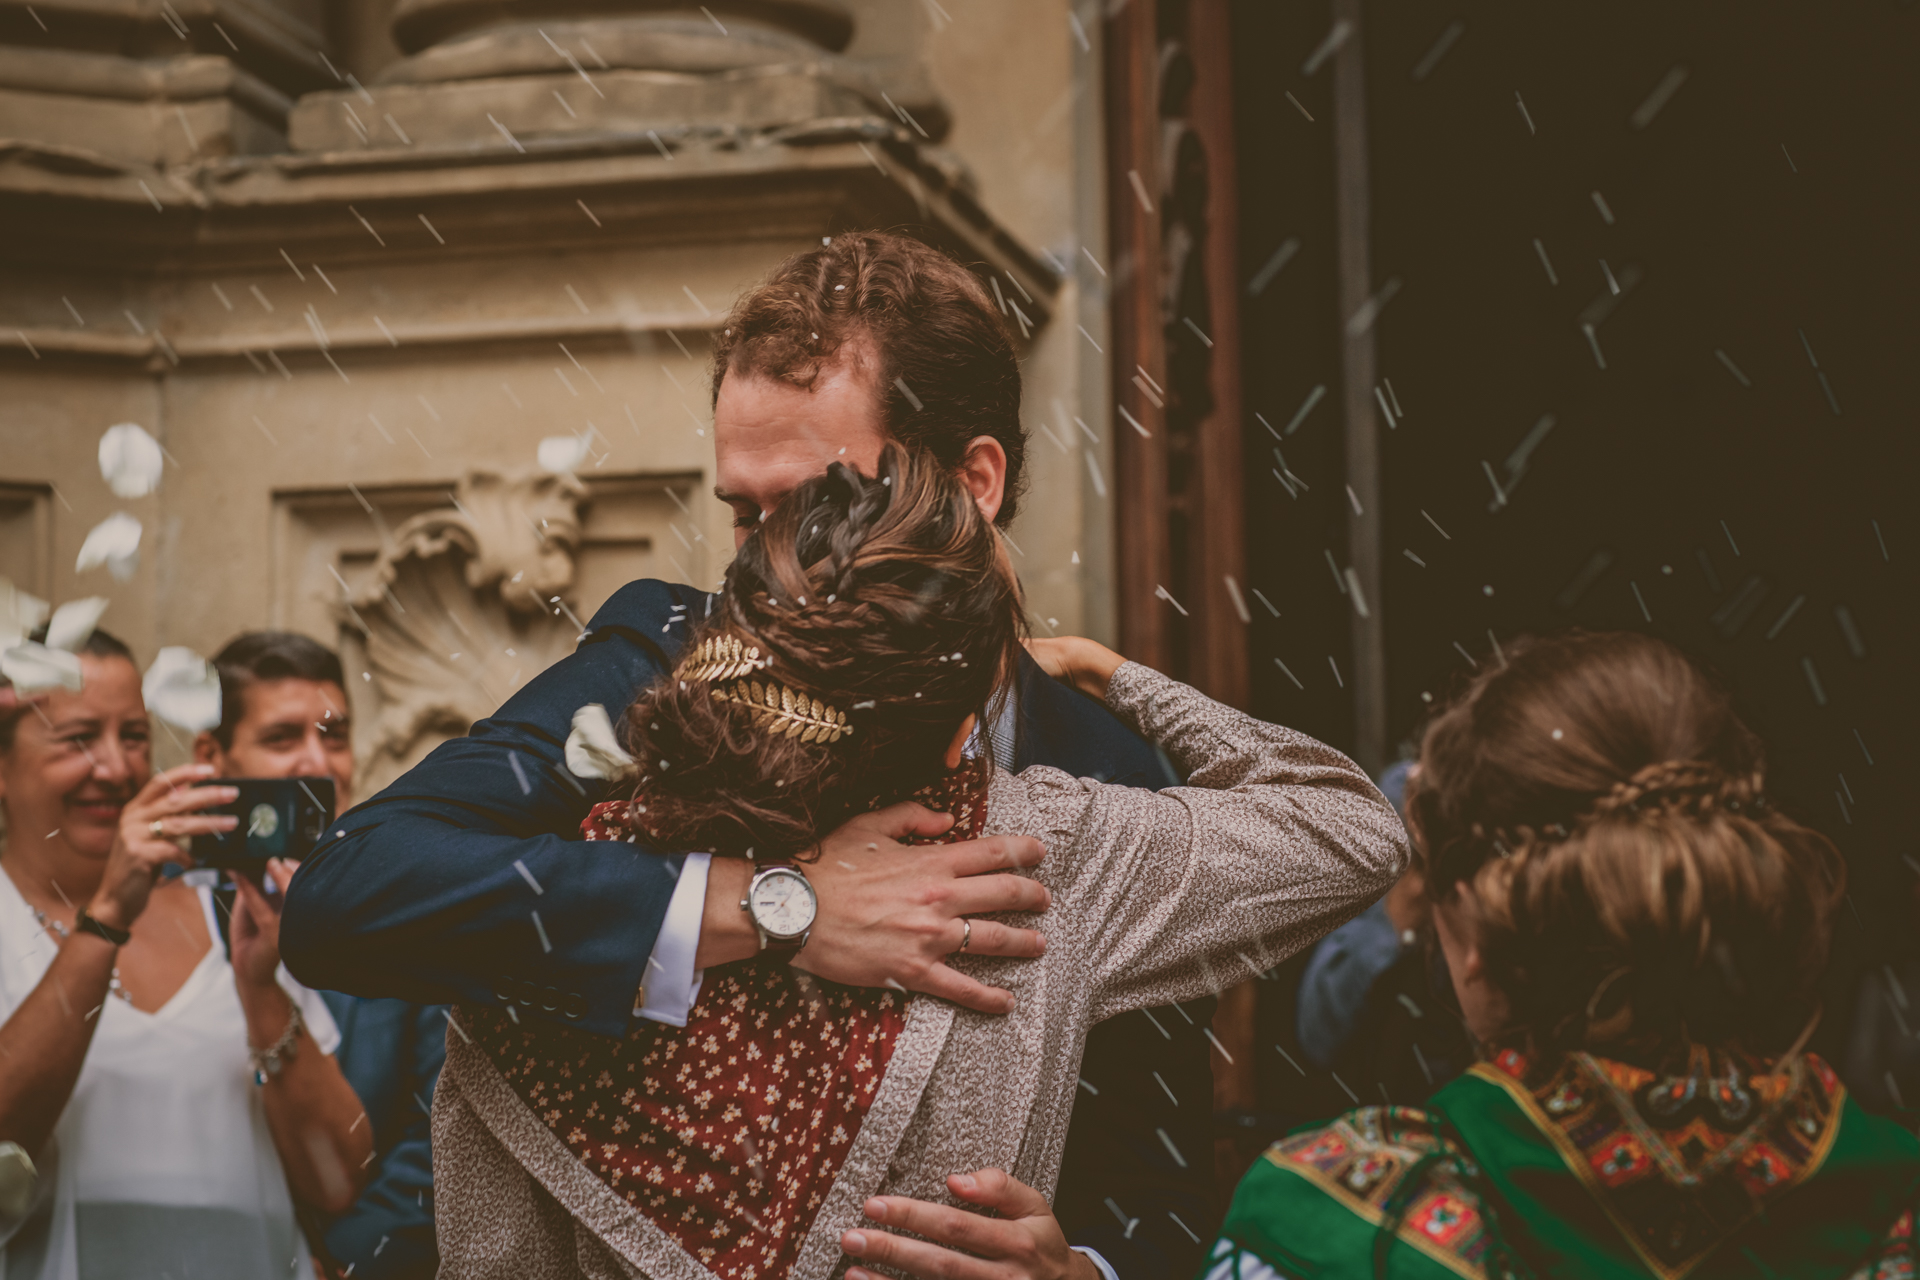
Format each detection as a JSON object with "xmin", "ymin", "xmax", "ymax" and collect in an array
[
  {"xmin": 585, "ymin": 579, "xmax": 712, "ymax": 635},
  {"xmin": 1014, "ymin": 649, "xmax": 1177, "ymax": 788}
]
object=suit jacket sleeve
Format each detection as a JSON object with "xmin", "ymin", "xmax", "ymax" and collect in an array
[
  {"xmin": 281, "ymin": 579, "xmax": 707, "ymax": 1037},
  {"xmin": 321, "ymin": 999, "xmax": 448, "ymax": 1280}
]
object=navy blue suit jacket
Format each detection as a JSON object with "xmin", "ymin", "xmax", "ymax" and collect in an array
[
  {"xmin": 282, "ymin": 578, "xmax": 1211, "ymax": 1275},
  {"xmin": 316, "ymin": 993, "xmax": 447, "ymax": 1280}
]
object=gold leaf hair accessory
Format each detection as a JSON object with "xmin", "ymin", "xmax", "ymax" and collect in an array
[
  {"xmin": 674, "ymin": 634, "xmax": 771, "ymax": 683},
  {"xmin": 712, "ymin": 678, "xmax": 852, "ymax": 745}
]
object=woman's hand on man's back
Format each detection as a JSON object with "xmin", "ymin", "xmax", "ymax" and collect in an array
[{"xmin": 1024, "ymin": 638, "xmax": 1125, "ymax": 704}]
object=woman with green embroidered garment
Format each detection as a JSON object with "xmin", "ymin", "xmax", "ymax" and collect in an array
[{"xmin": 1203, "ymin": 630, "xmax": 1920, "ymax": 1280}]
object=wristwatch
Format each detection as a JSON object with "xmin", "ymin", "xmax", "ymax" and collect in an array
[{"xmin": 741, "ymin": 864, "xmax": 817, "ymax": 954}]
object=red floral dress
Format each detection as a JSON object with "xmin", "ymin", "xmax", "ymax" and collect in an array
[{"xmin": 466, "ymin": 763, "xmax": 990, "ymax": 1280}]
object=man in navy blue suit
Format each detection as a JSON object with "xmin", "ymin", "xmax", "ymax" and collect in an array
[{"xmin": 283, "ymin": 231, "xmax": 1214, "ymax": 1278}]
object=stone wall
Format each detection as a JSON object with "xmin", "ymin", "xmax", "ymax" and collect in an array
[{"xmin": 0, "ymin": 0, "xmax": 1115, "ymax": 780}]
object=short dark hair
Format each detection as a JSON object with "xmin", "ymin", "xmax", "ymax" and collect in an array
[
  {"xmin": 0, "ymin": 626, "xmax": 138, "ymax": 753},
  {"xmin": 709, "ymin": 231, "xmax": 1029, "ymax": 526},
  {"xmin": 211, "ymin": 631, "xmax": 345, "ymax": 750}
]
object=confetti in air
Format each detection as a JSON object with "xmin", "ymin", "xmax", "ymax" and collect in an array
[
  {"xmin": 565, "ymin": 703, "xmax": 636, "ymax": 780},
  {"xmin": 0, "ymin": 579, "xmax": 51, "ymax": 651},
  {"xmin": 0, "ymin": 640, "xmax": 81, "ymax": 694},
  {"xmin": 142, "ymin": 647, "xmax": 222, "ymax": 731},
  {"xmin": 75, "ymin": 513, "xmax": 143, "ymax": 582},
  {"xmin": 537, "ymin": 434, "xmax": 590, "ymax": 474},
  {"xmin": 97, "ymin": 423, "xmax": 165, "ymax": 498}
]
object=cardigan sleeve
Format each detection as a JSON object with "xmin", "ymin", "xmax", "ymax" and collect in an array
[{"xmin": 1012, "ymin": 662, "xmax": 1409, "ymax": 1024}]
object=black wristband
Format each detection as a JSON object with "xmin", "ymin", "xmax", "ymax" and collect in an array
[{"xmin": 74, "ymin": 907, "xmax": 131, "ymax": 947}]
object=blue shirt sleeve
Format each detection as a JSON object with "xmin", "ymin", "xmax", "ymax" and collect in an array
[
  {"xmin": 282, "ymin": 580, "xmax": 705, "ymax": 1037},
  {"xmin": 1294, "ymin": 899, "xmax": 1404, "ymax": 1068},
  {"xmin": 320, "ymin": 997, "xmax": 448, "ymax": 1279}
]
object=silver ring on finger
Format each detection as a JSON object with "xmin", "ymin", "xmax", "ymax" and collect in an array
[
  {"xmin": 149, "ymin": 819, "xmax": 166, "ymax": 839},
  {"xmin": 956, "ymin": 918, "xmax": 972, "ymax": 954}
]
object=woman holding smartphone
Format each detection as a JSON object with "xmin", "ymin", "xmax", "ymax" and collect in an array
[{"xmin": 0, "ymin": 626, "xmax": 370, "ymax": 1278}]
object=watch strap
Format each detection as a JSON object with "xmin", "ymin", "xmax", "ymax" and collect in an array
[
  {"xmin": 74, "ymin": 907, "xmax": 132, "ymax": 947},
  {"xmin": 756, "ymin": 929, "xmax": 807, "ymax": 956}
]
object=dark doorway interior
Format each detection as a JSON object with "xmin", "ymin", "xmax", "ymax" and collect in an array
[{"xmin": 1230, "ymin": 0, "xmax": 1920, "ymax": 1142}]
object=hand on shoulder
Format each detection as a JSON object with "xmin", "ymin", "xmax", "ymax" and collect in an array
[{"xmin": 1023, "ymin": 638, "xmax": 1126, "ymax": 704}]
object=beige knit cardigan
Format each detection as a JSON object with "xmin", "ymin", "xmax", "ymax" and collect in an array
[{"xmin": 432, "ymin": 662, "xmax": 1409, "ymax": 1279}]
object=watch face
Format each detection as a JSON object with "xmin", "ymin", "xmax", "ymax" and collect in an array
[{"xmin": 750, "ymin": 869, "xmax": 817, "ymax": 940}]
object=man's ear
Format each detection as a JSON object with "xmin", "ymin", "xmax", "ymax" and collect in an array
[
  {"xmin": 191, "ymin": 731, "xmax": 223, "ymax": 771},
  {"xmin": 957, "ymin": 436, "xmax": 1008, "ymax": 524}
]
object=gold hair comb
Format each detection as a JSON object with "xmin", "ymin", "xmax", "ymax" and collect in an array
[
  {"xmin": 674, "ymin": 634, "xmax": 771, "ymax": 683},
  {"xmin": 712, "ymin": 679, "xmax": 852, "ymax": 745}
]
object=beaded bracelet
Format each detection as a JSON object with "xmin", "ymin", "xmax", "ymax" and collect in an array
[{"xmin": 249, "ymin": 1003, "xmax": 304, "ymax": 1086}]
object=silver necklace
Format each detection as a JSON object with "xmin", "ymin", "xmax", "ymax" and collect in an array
[{"xmin": 32, "ymin": 908, "xmax": 133, "ymax": 1004}]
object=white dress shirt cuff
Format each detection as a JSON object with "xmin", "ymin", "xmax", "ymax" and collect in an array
[
  {"xmin": 634, "ymin": 852, "xmax": 709, "ymax": 1027},
  {"xmin": 1073, "ymin": 1247, "xmax": 1120, "ymax": 1280}
]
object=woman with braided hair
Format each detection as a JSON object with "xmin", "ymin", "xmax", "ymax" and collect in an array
[
  {"xmin": 428, "ymin": 443, "xmax": 1408, "ymax": 1279},
  {"xmin": 1204, "ymin": 630, "xmax": 1920, "ymax": 1280}
]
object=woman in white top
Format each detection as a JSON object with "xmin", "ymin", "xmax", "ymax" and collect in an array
[{"xmin": 0, "ymin": 627, "xmax": 371, "ymax": 1279}]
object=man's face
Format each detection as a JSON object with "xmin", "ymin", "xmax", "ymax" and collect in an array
[
  {"xmin": 712, "ymin": 359, "xmax": 888, "ymax": 550},
  {"xmin": 201, "ymin": 678, "xmax": 355, "ymax": 815}
]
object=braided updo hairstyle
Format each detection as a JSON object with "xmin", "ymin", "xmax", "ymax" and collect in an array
[
  {"xmin": 621, "ymin": 443, "xmax": 1024, "ymax": 861},
  {"xmin": 1406, "ymin": 630, "xmax": 1844, "ymax": 1060}
]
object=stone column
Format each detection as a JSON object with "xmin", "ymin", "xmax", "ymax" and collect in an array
[
  {"xmin": 0, "ymin": 0, "xmax": 333, "ymax": 164},
  {"xmin": 290, "ymin": 0, "xmax": 948, "ymax": 153}
]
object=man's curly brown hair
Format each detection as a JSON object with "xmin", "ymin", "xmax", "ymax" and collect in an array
[
  {"xmin": 620, "ymin": 444, "xmax": 1024, "ymax": 860},
  {"xmin": 709, "ymin": 230, "xmax": 1030, "ymax": 527}
]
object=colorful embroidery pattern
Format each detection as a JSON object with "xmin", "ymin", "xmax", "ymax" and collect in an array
[
  {"xmin": 1265, "ymin": 1107, "xmax": 1493, "ymax": 1280},
  {"xmin": 468, "ymin": 763, "xmax": 990, "ymax": 1280},
  {"xmin": 1476, "ymin": 1047, "xmax": 1846, "ymax": 1280},
  {"xmin": 1846, "ymin": 1210, "xmax": 1917, "ymax": 1280}
]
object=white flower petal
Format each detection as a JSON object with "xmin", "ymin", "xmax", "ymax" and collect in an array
[
  {"xmin": 76, "ymin": 513, "xmax": 142, "ymax": 583},
  {"xmin": 43, "ymin": 597, "xmax": 109, "ymax": 653},
  {"xmin": 538, "ymin": 434, "xmax": 590, "ymax": 475},
  {"xmin": 0, "ymin": 579, "xmax": 50, "ymax": 652},
  {"xmin": 565, "ymin": 703, "xmax": 635, "ymax": 780},
  {"xmin": 0, "ymin": 642, "xmax": 84, "ymax": 695},
  {"xmin": 98, "ymin": 423, "xmax": 165, "ymax": 499},
  {"xmin": 143, "ymin": 646, "xmax": 222, "ymax": 732}
]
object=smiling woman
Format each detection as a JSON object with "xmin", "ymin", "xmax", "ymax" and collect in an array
[{"xmin": 0, "ymin": 629, "xmax": 373, "ymax": 1279}]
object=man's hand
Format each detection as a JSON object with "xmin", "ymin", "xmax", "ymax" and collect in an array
[
  {"xmin": 798, "ymin": 804, "xmax": 1049, "ymax": 1014},
  {"xmin": 842, "ymin": 1169, "xmax": 1098, "ymax": 1280},
  {"xmin": 700, "ymin": 803, "xmax": 1050, "ymax": 1014}
]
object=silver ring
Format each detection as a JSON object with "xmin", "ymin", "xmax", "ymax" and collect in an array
[
  {"xmin": 148, "ymin": 819, "xmax": 166, "ymax": 839},
  {"xmin": 957, "ymin": 919, "xmax": 972, "ymax": 953}
]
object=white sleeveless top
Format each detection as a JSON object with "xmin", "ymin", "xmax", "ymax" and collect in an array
[{"xmin": 0, "ymin": 868, "xmax": 340, "ymax": 1280}]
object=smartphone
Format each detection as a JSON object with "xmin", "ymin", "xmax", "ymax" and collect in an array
[{"xmin": 189, "ymin": 777, "xmax": 336, "ymax": 870}]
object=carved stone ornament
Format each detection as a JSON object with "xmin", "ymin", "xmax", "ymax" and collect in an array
[{"xmin": 339, "ymin": 469, "xmax": 590, "ymax": 797}]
